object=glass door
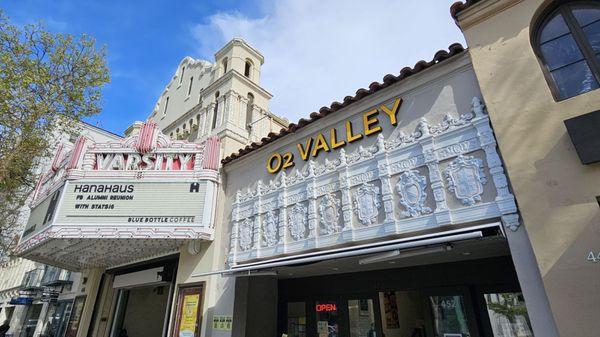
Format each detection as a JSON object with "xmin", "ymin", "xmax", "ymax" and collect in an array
[
  {"xmin": 346, "ymin": 297, "xmax": 381, "ymax": 337},
  {"xmin": 315, "ymin": 300, "xmax": 340, "ymax": 337},
  {"xmin": 424, "ymin": 288, "xmax": 479, "ymax": 337}
]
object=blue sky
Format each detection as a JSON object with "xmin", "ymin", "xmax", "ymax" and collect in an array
[{"xmin": 2, "ymin": 0, "xmax": 465, "ymax": 135}]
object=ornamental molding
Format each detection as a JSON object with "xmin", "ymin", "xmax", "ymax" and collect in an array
[
  {"xmin": 288, "ymin": 203, "xmax": 308, "ymax": 241},
  {"xmin": 395, "ymin": 170, "xmax": 432, "ymax": 217},
  {"xmin": 353, "ymin": 182, "xmax": 381, "ymax": 226},
  {"xmin": 319, "ymin": 193, "xmax": 341, "ymax": 235},
  {"xmin": 261, "ymin": 210, "xmax": 278, "ymax": 247},
  {"xmin": 238, "ymin": 217, "xmax": 254, "ymax": 251},
  {"xmin": 229, "ymin": 97, "xmax": 518, "ymax": 264},
  {"xmin": 501, "ymin": 213, "xmax": 521, "ymax": 232},
  {"xmin": 444, "ymin": 155, "xmax": 487, "ymax": 206}
]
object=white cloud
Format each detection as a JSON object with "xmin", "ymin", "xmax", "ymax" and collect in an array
[{"xmin": 191, "ymin": 0, "xmax": 465, "ymax": 122}]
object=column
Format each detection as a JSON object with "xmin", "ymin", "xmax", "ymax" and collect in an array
[
  {"xmin": 502, "ymin": 214, "xmax": 560, "ymax": 337},
  {"xmin": 277, "ymin": 172, "xmax": 288, "ymax": 254},
  {"xmin": 306, "ymin": 161, "xmax": 318, "ymax": 240},
  {"xmin": 338, "ymin": 149, "xmax": 353, "ymax": 236}
]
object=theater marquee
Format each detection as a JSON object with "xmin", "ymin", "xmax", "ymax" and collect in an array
[{"xmin": 16, "ymin": 121, "xmax": 221, "ymax": 269}]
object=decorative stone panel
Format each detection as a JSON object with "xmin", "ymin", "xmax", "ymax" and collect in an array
[{"xmin": 229, "ymin": 97, "xmax": 517, "ymax": 264}]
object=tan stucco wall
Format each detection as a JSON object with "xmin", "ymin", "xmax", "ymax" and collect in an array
[{"xmin": 459, "ymin": 1, "xmax": 600, "ymax": 336}]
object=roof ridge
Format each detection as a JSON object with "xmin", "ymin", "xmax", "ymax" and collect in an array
[{"xmin": 222, "ymin": 42, "xmax": 466, "ymax": 165}]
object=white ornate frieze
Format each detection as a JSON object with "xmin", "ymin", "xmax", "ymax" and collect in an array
[
  {"xmin": 229, "ymin": 97, "xmax": 517, "ymax": 265},
  {"xmin": 444, "ymin": 155, "xmax": 487, "ymax": 206},
  {"xmin": 395, "ymin": 170, "xmax": 432, "ymax": 217},
  {"xmin": 288, "ymin": 203, "xmax": 308, "ymax": 241},
  {"xmin": 319, "ymin": 193, "xmax": 341, "ymax": 234},
  {"xmin": 353, "ymin": 182, "xmax": 381, "ymax": 226}
]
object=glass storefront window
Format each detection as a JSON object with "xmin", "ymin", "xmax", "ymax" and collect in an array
[
  {"xmin": 286, "ymin": 302, "xmax": 306, "ymax": 337},
  {"xmin": 348, "ymin": 299, "xmax": 376, "ymax": 337},
  {"xmin": 41, "ymin": 301, "xmax": 73, "ymax": 337},
  {"xmin": 315, "ymin": 301, "xmax": 339, "ymax": 337},
  {"xmin": 21, "ymin": 304, "xmax": 43, "ymax": 337},
  {"xmin": 484, "ymin": 293, "xmax": 533, "ymax": 337},
  {"xmin": 379, "ymin": 291, "xmax": 426, "ymax": 337},
  {"xmin": 429, "ymin": 295, "xmax": 470, "ymax": 337}
]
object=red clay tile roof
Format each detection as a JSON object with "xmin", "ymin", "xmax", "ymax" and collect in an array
[
  {"xmin": 222, "ymin": 43, "xmax": 466, "ymax": 165},
  {"xmin": 450, "ymin": 1, "xmax": 480, "ymax": 21}
]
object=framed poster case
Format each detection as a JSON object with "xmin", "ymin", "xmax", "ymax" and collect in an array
[{"xmin": 173, "ymin": 283, "xmax": 205, "ymax": 337}]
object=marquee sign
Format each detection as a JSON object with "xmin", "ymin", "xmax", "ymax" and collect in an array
[{"xmin": 16, "ymin": 121, "xmax": 221, "ymax": 269}]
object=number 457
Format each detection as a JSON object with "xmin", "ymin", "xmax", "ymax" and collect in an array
[{"xmin": 587, "ymin": 251, "xmax": 600, "ymax": 263}]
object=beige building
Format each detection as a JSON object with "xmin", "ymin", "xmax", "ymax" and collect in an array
[{"xmin": 453, "ymin": 0, "xmax": 600, "ymax": 336}]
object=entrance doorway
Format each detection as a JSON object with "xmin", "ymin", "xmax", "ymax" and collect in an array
[
  {"xmin": 104, "ymin": 256, "xmax": 178, "ymax": 337},
  {"xmin": 110, "ymin": 285, "xmax": 171, "ymax": 337},
  {"xmin": 279, "ymin": 257, "xmax": 535, "ymax": 337}
]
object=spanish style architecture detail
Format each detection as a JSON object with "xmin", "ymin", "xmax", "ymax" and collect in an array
[
  {"xmin": 319, "ymin": 193, "xmax": 341, "ymax": 234},
  {"xmin": 353, "ymin": 183, "xmax": 381, "ymax": 226},
  {"xmin": 444, "ymin": 155, "xmax": 487, "ymax": 206},
  {"xmin": 288, "ymin": 203, "xmax": 308, "ymax": 241},
  {"xmin": 238, "ymin": 217, "xmax": 254, "ymax": 251},
  {"xmin": 501, "ymin": 213, "xmax": 521, "ymax": 232},
  {"xmin": 228, "ymin": 97, "xmax": 516, "ymax": 265},
  {"xmin": 395, "ymin": 170, "xmax": 432, "ymax": 217},
  {"xmin": 261, "ymin": 210, "xmax": 278, "ymax": 247}
]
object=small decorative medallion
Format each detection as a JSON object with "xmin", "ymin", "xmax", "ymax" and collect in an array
[
  {"xmin": 319, "ymin": 193, "xmax": 341, "ymax": 234},
  {"xmin": 238, "ymin": 217, "xmax": 254, "ymax": 251},
  {"xmin": 395, "ymin": 170, "xmax": 432, "ymax": 217},
  {"xmin": 353, "ymin": 182, "xmax": 381, "ymax": 226},
  {"xmin": 261, "ymin": 210, "xmax": 278, "ymax": 247},
  {"xmin": 288, "ymin": 203, "xmax": 308, "ymax": 241},
  {"xmin": 444, "ymin": 155, "xmax": 487, "ymax": 206}
]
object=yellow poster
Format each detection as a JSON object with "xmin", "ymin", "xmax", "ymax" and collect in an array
[{"xmin": 179, "ymin": 294, "xmax": 200, "ymax": 337}]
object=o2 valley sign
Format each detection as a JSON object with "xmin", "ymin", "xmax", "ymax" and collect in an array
[
  {"xmin": 266, "ymin": 98, "xmax": 402, "ymax": 173},
  {"xmin": 17, "ymin": 121, "xmax": 221, "ymax": 263}
]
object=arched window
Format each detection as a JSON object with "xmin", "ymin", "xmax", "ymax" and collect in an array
[
  {"xmin": 222, "ymin": 58, "xmax": 228, "ymax": 74},
  {"xmin": 212, "ymin": 91, "xmax": 220, "ymax": 130},
  {"xmin": 244, "ymin": 60, "xmax": 252, "ymax": 78},
  {"xmin": 533, "ymin": 2, "xmax": 600, "ymax": 100},
  {"xmin": 246, "ymin": 93, "xmax": 254, "ymax": 130}
]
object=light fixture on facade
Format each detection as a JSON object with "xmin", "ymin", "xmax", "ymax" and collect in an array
[{"xmin": 358, "ymin": 245, "xmax": 453, "ymax": 265}]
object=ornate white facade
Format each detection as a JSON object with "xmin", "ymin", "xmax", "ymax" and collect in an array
[{"xmin": 228, "ymin": 97, "xmax": 517, "ymax": 264}]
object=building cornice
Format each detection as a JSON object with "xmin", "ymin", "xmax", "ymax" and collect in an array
[{"xmin": 452, "ymin": 0, "xmax": 523, "ymax": 30}]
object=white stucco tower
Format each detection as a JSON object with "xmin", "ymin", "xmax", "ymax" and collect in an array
[{"xmin": 145, "ymin": 38, "xmax": 288, "ymax": 157}]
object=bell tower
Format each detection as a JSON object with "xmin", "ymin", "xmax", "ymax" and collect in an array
[{"xmin": 147, "ymin": 38, "xmax": 288, "ymax": 160}]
